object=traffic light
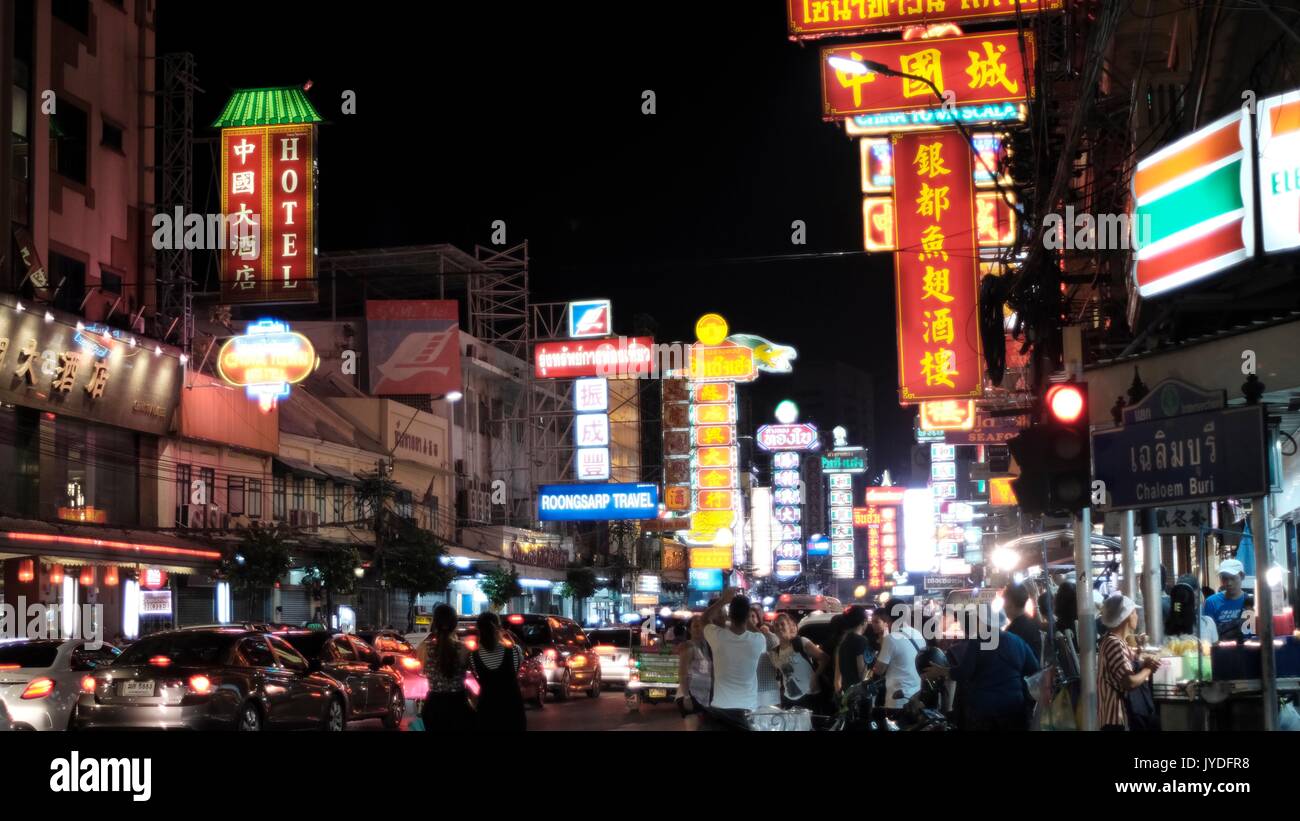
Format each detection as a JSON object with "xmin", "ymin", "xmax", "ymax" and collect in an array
[{"xmin": 1007, "ymin": 382, "xmax": 1091, "ymax": 515}]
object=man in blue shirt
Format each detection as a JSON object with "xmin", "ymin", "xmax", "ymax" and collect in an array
[
  {"xmin": 923, "ymin": 604, "xmax": 1039, "ymax": 731},
  {"xmin": 1203, "ymin": 559, "xmax": 1252, "ymax": 640}
]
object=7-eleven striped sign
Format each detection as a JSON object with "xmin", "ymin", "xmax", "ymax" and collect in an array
[{"xmin": 1132, "ymin": 110, "xmax": 1255, "ymax": 298}]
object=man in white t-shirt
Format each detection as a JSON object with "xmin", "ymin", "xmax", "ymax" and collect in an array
[
  {"xmin": 701, "ymin": 587, "xmax": 769, "ymax": 711},
  {"xmin": 870, "ymin": 605, "xmax": 924, "ymax": 708}
]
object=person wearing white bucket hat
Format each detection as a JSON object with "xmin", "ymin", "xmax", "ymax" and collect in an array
[{"xmin": 1097, "ymin": 593, "xmax": 1162, "ymax": 731}]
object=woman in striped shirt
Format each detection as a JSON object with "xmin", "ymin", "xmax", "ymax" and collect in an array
[
  {"xmin": 1097, "ymin": 594, "xmax": 1162, "ymax": 731},
  {"xmin": 469, "ymin": 612, "xmax": 526, "ymax": 732}
]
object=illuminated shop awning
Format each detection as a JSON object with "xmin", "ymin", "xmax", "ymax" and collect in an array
[{"xmin": 0, "ymin": 519, "xmax": 223, "ymax": 569}]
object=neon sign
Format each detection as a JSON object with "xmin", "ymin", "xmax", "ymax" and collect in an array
[{"xmin": 217, "ymin": 319, "xmax": 317, "ymax": 411}]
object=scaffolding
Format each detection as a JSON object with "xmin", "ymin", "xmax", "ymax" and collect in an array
[{"xmin": 154, "ymin": 52, "xmax": 198, "ymax": 353}]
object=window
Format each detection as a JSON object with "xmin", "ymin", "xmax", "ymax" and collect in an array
[
  {"xmin": 51, "ymin": 102, "xmax": 88, "ymax": 184},
  {"xmin": 176, "ymin": 465, "xmax": 191, "ymax": 513},
  {"xmin": 453, "ymin": 398, "xmax": 465, "ymax": 429},
  {"xmin": 248, "ymin": 479, "xmax": 263, "ymax": 519},
  {"xmin": 351, "ymin": 638, "xmax": 379, "ymax": 666},
  {"xmin": 199, "ymin": 467, "xmax": 215, "ymax": 508},
  {"xmin": 228, "ymin": 477, "xmax": 246, "ymax": 516},
  {"xmin": 314, "ymin": 480, "xmax": 326, "ymax": 520},
  {"xmin": 334, "ymin": 484, "xmax": 345, "ymax": 522},
  {"xmin": 292, "ymin": 477, "xmax": 305, "ymax": 511},
  {"xmin": 267, "ymin": 636, "xmax": 308, "ymax": 672},
  {"xmin": 236, "ymin": 637, "xmax": 275, "ymax": 668},
  {"xmin": 48, "ymin": 252, "xmax": 86, "ymax": 315},
  {"xmin": 71, "ymin": 643, "xmax": 120, "ymax": 670},
  {"xmin": 99, "ymin": 268, "xmax": 123, "ymax": 294},
  {"xmin": 396, "ymin": 489, "xmax": 413, "ymax": 520},
  {"xmin": 52, "ymin": 0, "xmax": 90, "ymax": 34},
  {"xmin": 101, "ymin": 119, "xmax": 123, "ymax": 153},
  {"xmin": 326, "ymin": 638, "xmax": 356, "ymax": 662},
  {"xmin": 273, "ymin": 476, "xmax": 286, "ymax": 520}
]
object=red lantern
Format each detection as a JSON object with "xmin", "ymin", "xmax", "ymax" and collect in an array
[
  {"xmin": 80, "ymin": 566, "xmax": 96, "ymax": 586},
  {"xmin": 17, "ymin": 559, "xmax": 35, "ymax": 583},
  {"xmin": 103, "ymin": 566, "xmax": 119, "ymax": 587},
  {"xmin": 49, "ymin": 564, "xmax": 64, "ymax": 585}
]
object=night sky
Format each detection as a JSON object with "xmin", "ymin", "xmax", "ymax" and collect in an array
[{"xmin": 158, "ymin": 2, "xmax": 915, "ymax": 476}]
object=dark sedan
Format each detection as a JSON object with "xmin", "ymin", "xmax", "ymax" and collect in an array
[
  {"xmin": 277, "ymin": 631, "xmax": 405, "ymax": 729},
  {"xmin": 73, "ymin": 628, "xmax": 347, "ymax": 731}
]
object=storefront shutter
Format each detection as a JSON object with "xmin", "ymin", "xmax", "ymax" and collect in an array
[
  {"xmin": 177, "ymin": 588, "xmax": 213, "ymax": 626},
  {"xmin": 279, "ymin": 588, "xmax": 312, "ymax": 625}
]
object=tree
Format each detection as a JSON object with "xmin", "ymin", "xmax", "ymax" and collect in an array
[
  {"xmin": 561, "ymin": 566, "xmax": 598, "ymax": 622},
  {"xmin": 220, "ymin": 522, "xmax": 292, "ymax": 619},
  {"xmin": 301, "ymin": 544, "xmax": 361, "ymax": 626},
  {"xmin": 386, "ymin": 531, "xmax": 453, "ymax": 632},
  {"xmin": 479, "ymin": 566, "xmax": 522, "ymax": 613}
]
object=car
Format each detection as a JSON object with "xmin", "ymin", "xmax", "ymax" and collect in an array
[
  {"xmin": 585, "ymin": 627, "xmax": 641, "ymax": 689},
  {"xmin": 0, "ymin": 698, "xmax": 12, "ymax": 731},
  {"xmin": 776, "ymin": 594, "xmax": 844, "ymax": 623},
  {"xmin": 357, "ymin": 629, "xmax": 425, "ymax": 699},
  {"xmin": 500, "ymin": 614, "xmax": 601, "ymax": 700},
  {"xmin": 276, "ymin": 630, "xmax": 405, "ymax": 729},
  {"xmin": 0, "ymin": 639, "xmax": 120, "ymax": 731},
  {"xmin": 73, "ymin": 628, "xmax": 347, "ymax": 731},
  {"xmin": 446, "ymin": 619, "xmax": 547, "ymax": 708}
]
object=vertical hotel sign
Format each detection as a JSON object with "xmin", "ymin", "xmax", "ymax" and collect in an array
[
  {"xmin": 892, "ymin": 129, "xmax": 982, "ymax": 403},
  {"xmin": 220, "ymin": 125, "xmax": 317, "ymax": 304}
]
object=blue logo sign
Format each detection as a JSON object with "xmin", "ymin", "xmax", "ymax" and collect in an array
[
  {"xmin": 537, "ymin": 483, "xmax": 659, "ymax": 522},
  {"xmin": 806, "ymin": 535, "xmax": 830, "ymax": 556},
  {"xmin": 688, "ymin": 568, "xmax": 724, "ymax": 591},
  {"xmin": 567, "ymin": 299, "xmax": 612, "ymax": 339}
]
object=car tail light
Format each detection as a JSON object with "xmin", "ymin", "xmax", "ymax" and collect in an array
[
  {"xmin": 20, "ymin": 677, "xmax": 55, "ymax": 699},
  {"xmin": 464, "ymin": 637, "xmax": 478, "ymax": 651},
  {"xmin": 400, "ymin": 656, "xmax": 421, "ymax": 671},
  {"xmin": 188, "ymin": 675, "xmax": 213, "ymax": 695},
  {"xmin": 569, "ymin": 654, "xmax": 586, "ymax": 668},
  {"xmin": 627, "ymin": 657, "xmax": 637, "ymax": 669},
  {"xmin": 148, "ymin": 656, "xmax": 172, "ymax": 667},
  {"xmin": 0, "ymin": 664, "xmax": 19, "ymax": 670},
  {"xmin": 507, "ymin": 615, "xmax": 524, "ymax": 624},
  {"xmin": 81, "ymin": 675, "xmax": 98, "ymax": 693},
  {"xmin": 545, "ymin": 648, "xmax": 557, "ymax": 661}
]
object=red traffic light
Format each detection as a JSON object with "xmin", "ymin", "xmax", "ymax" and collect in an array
[{"xmin": 1046, "ymin": 384, "xmax": 1085, "ymax": 424}]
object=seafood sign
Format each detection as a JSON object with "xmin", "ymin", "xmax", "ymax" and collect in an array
[{"xmin": 1091, "ymin": 405, "xmax": 1267, "ymax": 510}]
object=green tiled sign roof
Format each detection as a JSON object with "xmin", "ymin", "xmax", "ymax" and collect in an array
[{"xmin": 212, "ymin": 87, "xmax": 323, "ymax": 128}]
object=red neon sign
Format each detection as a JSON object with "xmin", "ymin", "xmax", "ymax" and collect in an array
[
  {"xmin": 789, "ymin": 0, "xmax": 1062, "ymax": 39},
  {"xmin": 534, "ymin": 337, "xmax": 655, "ymax": 379},
  {"xmin": 4, "ymin": 532, "xmax": 222, "ymax": 560}
]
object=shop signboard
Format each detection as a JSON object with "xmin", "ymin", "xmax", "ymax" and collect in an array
[
  {"xmin": 1258, "ymin": 89, "xmax": 1300, "ymax": 253},
  {"xmin": 537, "ymin": 483, "xmax": 659, "ymax": 521},
  {"xmin": 789, "ymin": 0, "xmax": 1061, "ymax": 39},
  {"xmin": 365, "ymin": 300, "xmax": 461, "ymax": 398},
  {"xmin": 822, "ymin": 31, "xmax": 1036, "ymax": 120},
  {"xmin": 534, "ymin": 337, "xmax": 655, "ymax": 379},
  {"xmin": 0, "ymin": 300, "xmax": 182, "ymax": 436},
  {"xmin": 568, "ymin": 299, "xmax": 613, "ymax": 338},
  {"xmin": 756, "ymin": 423, "xmax": 821, "ymax": 451}
]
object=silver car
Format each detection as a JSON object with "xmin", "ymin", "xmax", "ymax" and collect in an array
[{"xmin": 0, "ymin": 640, "xmax": 120, "ymax": 730}]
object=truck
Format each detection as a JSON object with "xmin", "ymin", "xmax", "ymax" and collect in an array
[{"xmin": 625, "ymin": 642, "xmax": 679, "ymax": 712}]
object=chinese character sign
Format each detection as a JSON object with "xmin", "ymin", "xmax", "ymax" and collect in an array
[
  {"xmin": 821, "ymin": 31, "xmax": 1035, "ymax": 120},
  {"xmin": 789, "ymin": 0, "xmax": 1062, "ymax": 39},
  {"xmin": 892, "ymin": 129, "xmax": 983, "ymax": 402},
  {"xmin": 221, "ymin": 126, "xmax": 318, "ymax": 304}
]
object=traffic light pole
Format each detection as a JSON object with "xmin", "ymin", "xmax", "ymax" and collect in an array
[{"xmin": 1074, "ymin": 507, "xmax": 1098, "ymax": 731}]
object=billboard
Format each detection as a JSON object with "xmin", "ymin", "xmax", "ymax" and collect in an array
[
  {"xmin": 822, "ymin": 31, "xmax": 1035, "ymax": 120},
  {"xmin": 756, "ymin": 423, "xmax": 821, "ymax": 451},
  {"xmin": 568, "ymin": 299, "xmax": 613, "ymax": 338},
  {"xmin": 537, "ymin": 483, "xmax": 659, "ymax": 522},
  {"xmin": 863, "ymin": 192, "xmax": 1016, "ymax": 251},
  {"xmin": 220, "ymin": 125, "xmax": 317, "ymax": 304},
  {"xmin": 217, "ymin": 319, "xmax": 317, "ymax": 412},
  {"xmin": 365, "ymin": 300, "xmax": 461, "ymax": 397},
  {"xmin": 789, "ymin": 0, "xmax": 1062, "ymax": 39},
  {"xmin": 892, "ymin": 129, "xmax": 983, "ymax": 402},
  {"xmin": 1257, "ymin": 89, "xmax": 1300, "ymax": 254}
]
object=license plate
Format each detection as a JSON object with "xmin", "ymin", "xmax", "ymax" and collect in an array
[
  {"xmin": 648, "ymin": 688, "xmax": 666, "ymax": 699},
  {"xmin": 120, "ymin": 680, "xmax": 155, "ymax": 697}
]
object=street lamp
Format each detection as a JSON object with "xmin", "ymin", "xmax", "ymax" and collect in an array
[
  {"xmin": 443, "ymin": 390, "xmax": 463, "ymax": 402},
  {"xmin": 826, "ymin": 55, "xmax": 1016, "ymax": 214}
]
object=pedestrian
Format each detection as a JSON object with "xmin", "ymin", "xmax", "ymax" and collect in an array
[
  {"xmin": 420, "ymin": 604, "xmax": 473, "ymax": 732},
  {"xmin": 768, "ymin": 613, "xmax": 829, "ymax": 710},
  {"xmin": 675, "ymin": 615, "xmax": 712, "ymax": 716},
  {"xmin": 747, "ymin": 604, "xmax": 781, "ymax": 709},
  {"xmin": 1204, "ymin": 559, "xmax": 1252, "ymax": 640},
  {"xmin": 1097, "ymin": 593, "xmax": 1161, "ymax": 731},
  {"xmin": 869, "ymin": 604, "xmax": 924, "ymax": 709},
  {"xmin": 924, "ymin": 604, "xmax": 1039, "ymax": 731},
  {"xmin": 701, "ymin": 588, "xmax": 769, "ymax": 712},
  {"xmin": 1002, "ymin": 582, "xmax": 1043, "ymax": 663},
  {"xmin": 468, "ymin": 612, "xmax": 526, "ymax": 732},
  {"xmin": 834, "ymin": 606, "xmax": 871, "ymax": 696}
]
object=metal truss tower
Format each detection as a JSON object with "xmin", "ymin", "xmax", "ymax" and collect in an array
[{"xmin": 155, "ymin": 52, "xmax": 198, "ymax": 353}]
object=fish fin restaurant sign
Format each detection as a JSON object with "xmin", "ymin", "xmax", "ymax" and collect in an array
[
  {"xmin": 537, "ymin": 483, "xmax": 660, "ymax": 522},
  {"xmin": 534, "ymin": 337, "xmax": 655, "ymax": 379},
  {"xmin": 1091, "ymin": 379, "xmax": 1268, "ymax": 510},
  {"xmin": 788, "ymin": 0, "xmax": 1062, "ymax": 39}
]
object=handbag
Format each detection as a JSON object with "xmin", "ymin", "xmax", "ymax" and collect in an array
[{"xmin": 1123, "ymin": 657, "xmax": 1160, "ymax": 731}]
